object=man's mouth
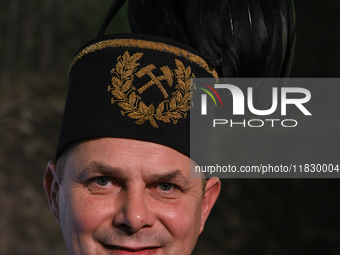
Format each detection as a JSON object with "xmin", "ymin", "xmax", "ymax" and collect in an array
[{"xmin": 102, "ymin": 243, "xmax": 161, "ymax": 255}]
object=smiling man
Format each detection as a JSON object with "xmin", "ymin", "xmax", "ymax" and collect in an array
[
  {"xmin": 43, "ymin": 29, "xmax": 220, "ymax": 254},
  {"xmin": 45, "ymin": 138, "xmax": 220, "ymax": 255}
]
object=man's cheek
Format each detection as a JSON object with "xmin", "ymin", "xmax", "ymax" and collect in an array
[
  {"xmin": 61, "ymin": 192, "xmax": 109, "ymax": 233},
  {"xmin": 156, "ymin": 201, "xmax": 200, "ymax": 236}
]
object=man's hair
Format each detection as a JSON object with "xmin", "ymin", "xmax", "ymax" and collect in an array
[{"xmin": 56, "ymin": 142, "xmax": 80, "ymax": 184}]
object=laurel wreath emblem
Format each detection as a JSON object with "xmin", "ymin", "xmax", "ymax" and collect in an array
[{"xmin": 108, "ymin": 51, "xmax": 195, "ymax": 128}]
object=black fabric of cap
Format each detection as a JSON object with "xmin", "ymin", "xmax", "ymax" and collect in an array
[{"xmin": 56, "ymin": 33, "xmax": 217, "ymax": 160}]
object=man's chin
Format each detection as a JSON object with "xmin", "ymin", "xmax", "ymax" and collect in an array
[{"xmin": 100, "ymin": 243, "xmax": 162, "ymax": 255}]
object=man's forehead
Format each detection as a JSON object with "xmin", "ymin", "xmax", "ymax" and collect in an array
[{"xmin": 66, "ymin": 137, "xmax": 192, "ymax": 173}]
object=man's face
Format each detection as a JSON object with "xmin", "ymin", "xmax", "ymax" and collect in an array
[{"xmin": 44, "ymin": 138, "xmax": 220, "ymax": 255}]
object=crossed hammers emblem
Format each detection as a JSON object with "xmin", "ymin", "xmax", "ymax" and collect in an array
[{"xmin": 136, "ymin": 64, "xmax": 173, "ymax": 99}]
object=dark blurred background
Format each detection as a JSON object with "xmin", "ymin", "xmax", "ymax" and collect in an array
[{"xmin": 0, "ymin": 1, "xmax": 339, "ymax": 254}]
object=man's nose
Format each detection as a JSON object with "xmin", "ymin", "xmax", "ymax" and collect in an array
[{"xmin": 113, "ymin": 187, "xmax": 155, "ymax": 233}]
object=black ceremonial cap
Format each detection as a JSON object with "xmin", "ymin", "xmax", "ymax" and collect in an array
[{"xmin": 56, "ymin": 33, "xmax": 217, "ymax": 160}]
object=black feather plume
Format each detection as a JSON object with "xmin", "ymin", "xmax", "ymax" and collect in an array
[
  {"xmin": 183, "ymin": 0, "xmax": 296, "ymax": 78},
  {"xmin": 127, "ymin": 0, "xmax": 296, "ymax": 80}
]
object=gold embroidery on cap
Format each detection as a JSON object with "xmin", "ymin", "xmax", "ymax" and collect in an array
[
  {"xmin": 108, "ymin": 51, "xmax": 194, "ymax": 128},
  {"xmin": 70, "ymin": 39, "xmax": 217, "ymax": 78}
]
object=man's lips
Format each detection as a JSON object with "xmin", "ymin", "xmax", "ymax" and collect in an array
[{"xmin": 101, "ymin": 243, "xmax": 161, "ymax": 255}]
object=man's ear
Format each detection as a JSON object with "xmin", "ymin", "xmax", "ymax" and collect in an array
[
  {"xmin": 200, "ymin": 177, "xmax": 221, "ymax": 234},
  {"xmin": 44, "ymin": 160, "xmax": 61, "ymax": 225}
]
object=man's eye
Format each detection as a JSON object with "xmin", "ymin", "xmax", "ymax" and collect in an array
[
  {"xmin": 158, "ymin": 182, "xmax": 176, "ymax": 191},
  {"xmin": 93, "ymin": 176, "xmax": 110, "ymax": 186},
  {"xmin": 87, "ymin": 176, "xmax": 121, "ymax": 195}
]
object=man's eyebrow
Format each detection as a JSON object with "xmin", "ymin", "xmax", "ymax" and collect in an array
[
  {"xmin": 77, "ymin": 161, "xmax": 122, "ymax": 180},
  {"xmin": 148, "ymin": 170, "xmax": 189, "ymax": 185}
]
